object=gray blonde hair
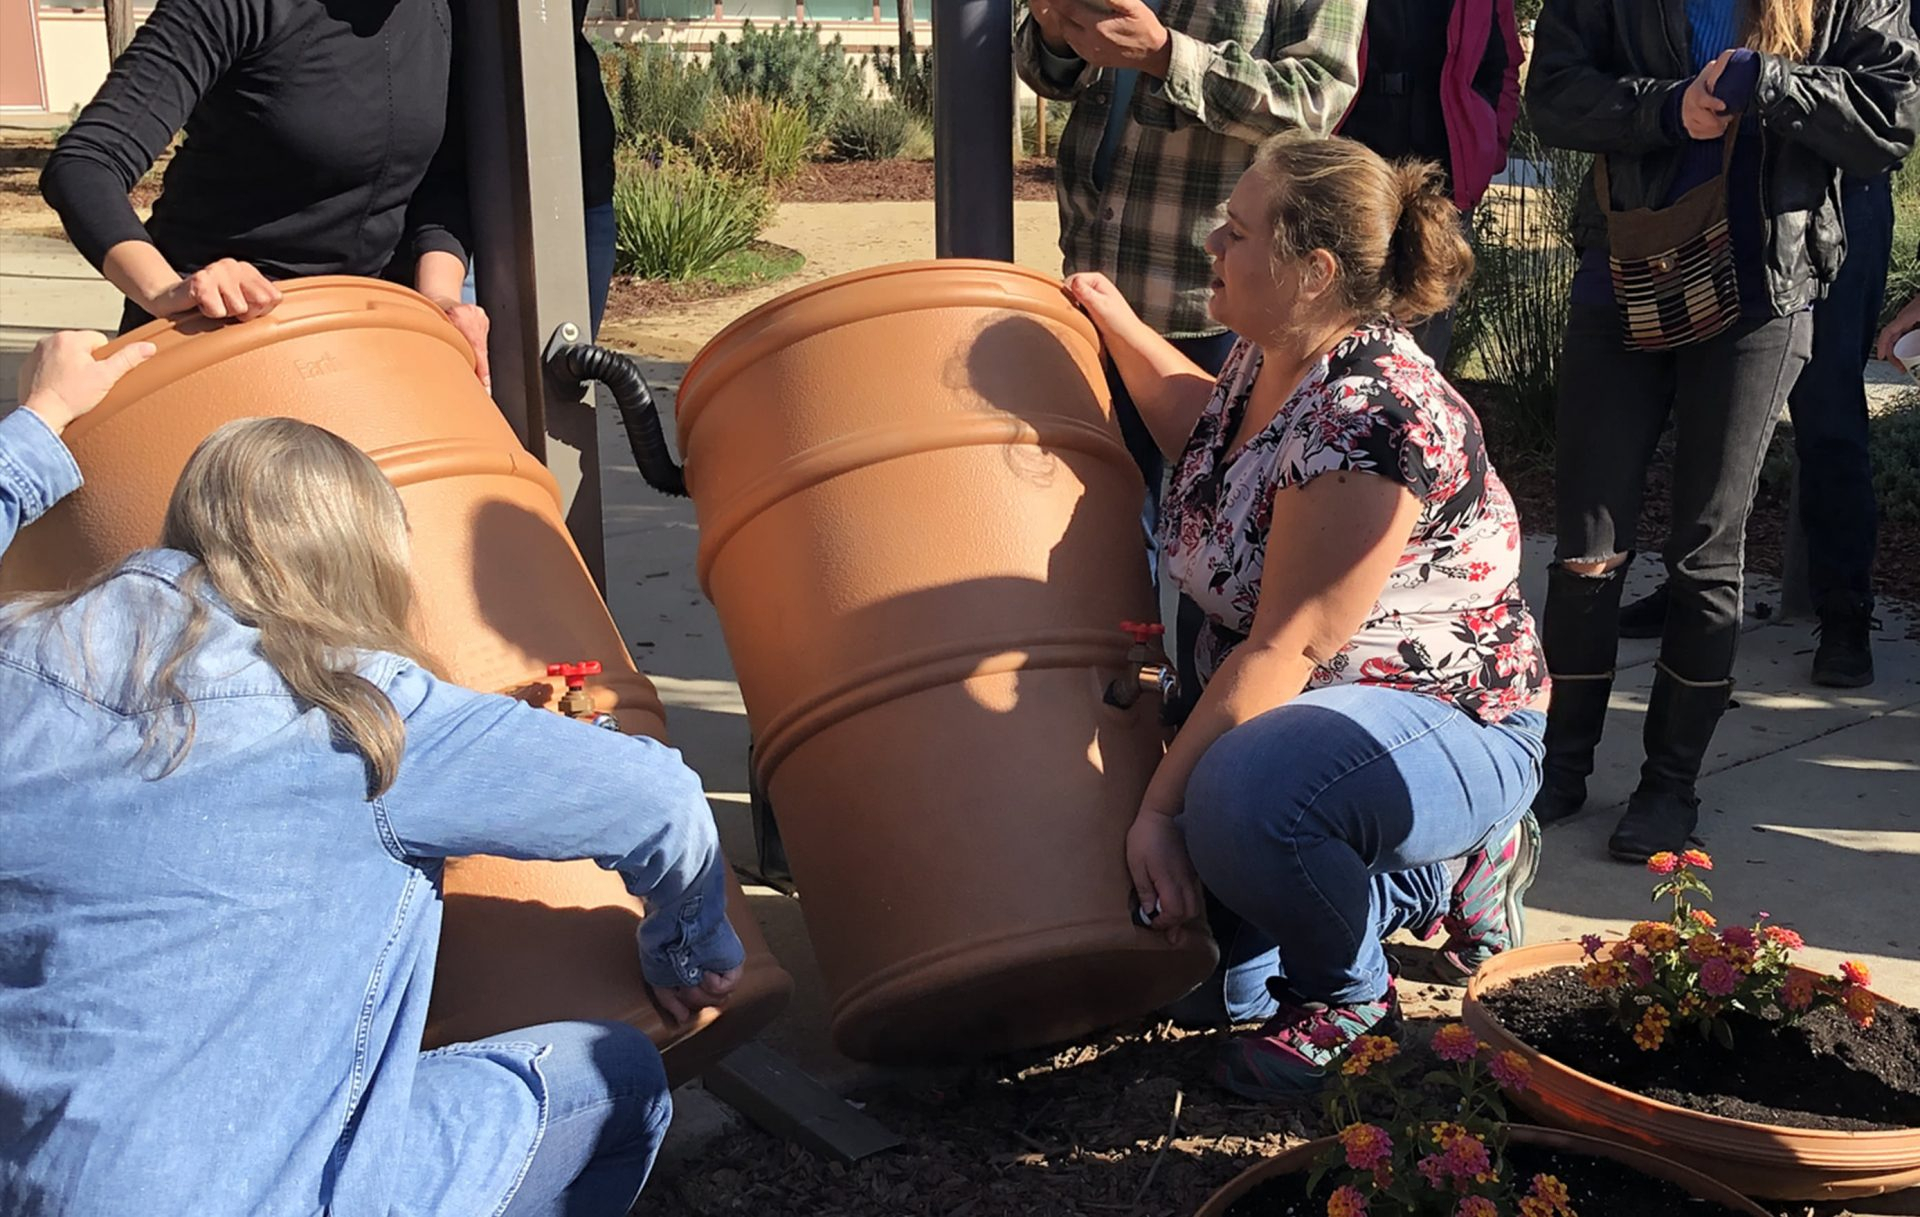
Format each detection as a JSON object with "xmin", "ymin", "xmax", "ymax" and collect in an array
[{"xmin": 6, "ymin": 418, "xmax": 437, "ymax": 796}]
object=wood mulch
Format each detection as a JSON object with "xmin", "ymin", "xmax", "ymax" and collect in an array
[{"xmin": 779, "ymin": 157, "xmax": 1058, "ymax": 204}]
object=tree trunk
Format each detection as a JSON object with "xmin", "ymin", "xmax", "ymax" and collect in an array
[
  {"xmin": 104, "ymin": 0, "xmax": 133, "ymax": 63},
  {"xmin": 896, "ymin": 0, "xmax": 916, "ymax": 60}
]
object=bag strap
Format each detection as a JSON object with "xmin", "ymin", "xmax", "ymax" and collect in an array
[{"xmin": 1592, "ymin": 116, "xmax": 1742, "ymax": 214}]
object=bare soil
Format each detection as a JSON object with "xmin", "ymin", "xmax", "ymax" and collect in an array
[
  {"xmin": 780, "ymin": 158, "xmax": 1058, "ymax": 204},
  {"xmin": 1481, "ymin": 965, "xmax": 1920, "ymax": 1132}
]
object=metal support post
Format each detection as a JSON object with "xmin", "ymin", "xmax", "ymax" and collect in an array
[
  {"xmin": 461, "ymin": 0, "xmax": 606, "ymax": 588},
  {"xmin": 932, "ymin": 0, "xmax": 1016, "ymax": 260}
]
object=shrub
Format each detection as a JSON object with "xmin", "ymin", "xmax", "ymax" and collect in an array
[
  {"xmin": 708, "ymin": 22, "xmax": 866, "ymax": 128},
  {"xmin": 611, "ymin": 156, "xmax": 773, "ymax": 281},
  {"xmin": 612, "ymin": 45, "xmax": 713, "ymax": 155},
  {"xmin": 1871, "ymin": 391, "xmax": 1920, "ymax": 526},
  {"xmin": 872, "ymin": 45, "xmax": 934, "ymax": 119},
  {"xmin": 1451, "ymin": 120, "xmax": 1589, "ymax": 463},
  {"xmin": 1577, "ymin": 850, "xmax": 1879, "ymax": 1051},
  {"xmin": 827, "ymin": 99, "xmax": 917, "ymax": 161},
  {"xmin": 899, "ymin": 117, "xmax": 935, "ymax": 162},
  {"xmin": 1020, "ymin": 99, "xmax": 1070, "ymax": 159},
  {"xmin": 695, "ymin": 96, "xmax": 817, "ymax": 185}
]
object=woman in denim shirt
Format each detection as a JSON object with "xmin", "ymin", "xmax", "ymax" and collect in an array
[{"xmin": 0, "ymin": 333, "xmax": 742, "ymax": 1217}]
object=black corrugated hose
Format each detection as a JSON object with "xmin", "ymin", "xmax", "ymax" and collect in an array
[{"xmin": 558, "ymin": 343, "xmax": 687, "ymax": 497}]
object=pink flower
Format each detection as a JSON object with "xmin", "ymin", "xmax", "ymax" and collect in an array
[
  {"xmin": 1456, "ymin": 1198, "xmax": 1499, "ymax": 1217},
  {"xmin": 1327, "ymin": 1184, "xmax": 1369, "ymax": 1217},
  {"xmin": 1698, "ymin": 956, "xmax": 1739, "ymax": 997},
  {"xmin": 1720, "ymin": 925, "xmax": 1757, "ymax": 951},
  {"xmin": 1579, "ymin": 933, "xmax": 1604, "ymax": 959},
  {"xmin": 1647, "ymin": 852, "xmax": 1680, "ymax": 875},
  {"xmin": 1430, "ymin": 1023, "xmax": 1480, "ymax": 1063},
  {"xmin": 1489, "ymin": 1049, "xmax": 1532, "ymax": 1092},
  {"xmin": 1441, "ymin": 1131, "xmax": 1493, "ymax": 1181},
  {"xmin": 1627, "ymin": 953, "xmax": 1655, "ymax": 987},
  {"xmin": 1781, "ymin": 971, "xmax": 1816, "ymax": 1011},
  {"xmin": 1765, "ymin": 925, "xmax": 1805, "ymax": 951},
  {"xmin": 1338, "ymin": 1123, "xmax": 1394, "ymax": 1172},
  {"xmin": 1681, "ymin": 849, "xmax": 1714, "ymax": 870},
  {"xmin": 1841, "ymin": 960, "xmax": 1873, "ymax": 988},
  {"xmin": 1309, "ymin": 1022, "xmax": 1348, "ymax": 1051}
]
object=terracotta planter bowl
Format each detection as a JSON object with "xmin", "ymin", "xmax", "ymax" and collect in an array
[
  {"xmin": 675, "ymin": 260, "xmax": 1220, "ymax": 1062},
  {"xmin": 0, "ymin": 278, "xmax": 792, "ymax": 1085},
  {"xmin": 1194, "ymin": 1125, "xmax": 1772, "ymax": 1217},
  {"xmin": 1463, "ymin": 941, "xmax": 1920, "ymax": 1200}
]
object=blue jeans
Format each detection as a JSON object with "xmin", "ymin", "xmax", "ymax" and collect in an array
[
  {"xmin": 1179, "ymin": 686, "xmax": 1546, "ymax": 1015},
  {"xmin": 409, "ymin": 1020, "xmax": 671, "ymax": 1217},
  {"xmin": 1788, "ymin": 173, "xmax": 1890, "ymax": 601},
  {"xmin": 463, "ymin": 201, "xmax": 619, "ymax": 341}
]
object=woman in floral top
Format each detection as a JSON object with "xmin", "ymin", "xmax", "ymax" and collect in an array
[{"xmin": 1068, "ymin": 130, "xmax": 1549, "ymax": 1098}]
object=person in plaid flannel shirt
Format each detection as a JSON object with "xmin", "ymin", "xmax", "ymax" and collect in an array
[{"xmin": 1016, "ymin": 0, "xmax": 1363, "ymax": 715}]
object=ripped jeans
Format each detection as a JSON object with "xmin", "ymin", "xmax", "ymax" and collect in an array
[{"xmin": 1551, "ymin": 306, "xmax": 1811, "ymax": 683}]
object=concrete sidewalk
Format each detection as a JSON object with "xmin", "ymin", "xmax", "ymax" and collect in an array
[{"xmin": 4, "ymin": 229, "xmax": 1917, "ymax": 1118}]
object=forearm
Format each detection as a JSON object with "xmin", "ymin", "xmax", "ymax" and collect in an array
[
  {"xmin": 0, "ymin": 408, "xmax": 83, "ymax": 559},
  {"xmin": 1103, "ymin": 315, "xmax": 1218, "ymax": 460},
  {"xmin": 1140, "ymin": 641, "xmax": 1315, "ymax": 819},
  {"xmin": 414, "ymin": 249, "xmax": 468, "ymax": 304},
  {"xmin": 101, "ymin": 240, "xmax": 185, "ymax": 315}
]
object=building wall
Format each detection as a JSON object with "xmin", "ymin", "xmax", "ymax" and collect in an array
[{"xmin": 21, "ymin": 7, "xmax": 970, "ymax": 120}]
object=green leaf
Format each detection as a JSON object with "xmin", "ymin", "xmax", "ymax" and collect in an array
[{"xmin": 1713, "ymin": 1017, "xmax": 1736, "ymax": 1050}]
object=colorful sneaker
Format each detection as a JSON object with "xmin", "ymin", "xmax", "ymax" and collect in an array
[
  {"xmin": 1213, "ymin": 980, "xmax": 1400, "ymax": 1101},
  {"xmin": 1431, "ymin": 810, "xmax": 1541, "ymax": 983}
]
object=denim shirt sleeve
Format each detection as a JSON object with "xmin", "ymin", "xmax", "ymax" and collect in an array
[
  {"xmin": 375, "ymin": 662, "xmax": 746, "ymax": 989},
  {"xmin": 0, "ymin": 407, "xmax": 83, "ymax": 560}
]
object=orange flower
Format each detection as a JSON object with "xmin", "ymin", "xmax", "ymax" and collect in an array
[
  {"xmin": 1845, "ymin": 986, "xmax": 1878, "ymax": 1030},
  {"xmin": 1530, "ymin": 1173, "xmax": 1573, "ymax": 1208},
  {"xmin": 1489, "ymin": 1049, "xmax": 1532, "ymax": 1092},
  {"xmin": 1686, "ymin": 931, "xmax": 1722, "ymax": 962},
  {"xmin": 1326, "ymin": 1183, "xmax": 1369, "ymax": 1217},
  {"xmin": 1582, "ymin": 959, "xmax": 1628, "ymax": 991},
  {"xmin": 1430, "ymin": 1023, "xmax": 1480, "ymax": 1063},
  {"xmin": 1518, "ymin": 1199, "xmax": 1554, "ymax": 1217},
  {"xmin": 1633, "ymin": 1003, "xmax": 1671, "ymax": 1051},
  {"xmin": 1681, "ymin": 848, "xmax": 1713, "ymax": 870},
  {"xmin": 1341, "ymin": 1035, "xmax": 1400, "ymax": 1077},
  {"xmin": 1841, "ymin": 960, "xmax": 1872, "ymax": 988},
  {"xmin": 1690, "ymin": 909, "xmax": 1717, "ymax": 929},
  {"xmin": 1455, "ymin": 1198, "xmax": 1499, "ymax": 1217},
  {"xmin": 1647, "ymin": 852, "xmax": 1680, "ymax": 875},
  {"xmin": 1338, "ymin": 1122, "xmax": 1394, "ymax": 1171}
]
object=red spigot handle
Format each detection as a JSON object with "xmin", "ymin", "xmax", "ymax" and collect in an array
[
  {"xmin": 546, "ymin": 660, "xmax": 603, "ymax": 690},
  {"xmin": 1120, "ymin": 620, "xmax": 1165, "ymax": 645}
]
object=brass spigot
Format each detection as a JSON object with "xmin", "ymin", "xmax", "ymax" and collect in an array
[
  {"xmin": 1106, "ymin": 620, "xmax": 1178, "ymax": 709},
  {"xmin": 547, "ymin": 660, "xmax": 620, "ymax": 730}
]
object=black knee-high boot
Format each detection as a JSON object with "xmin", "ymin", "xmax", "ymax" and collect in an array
[
  {"xmin": 1533, "ymin": 563, "xmax": 1628, "ymax": 824},
  {"xmin": 1607, "ymin": 664, "xmax": 1733, "ymax": 862}
]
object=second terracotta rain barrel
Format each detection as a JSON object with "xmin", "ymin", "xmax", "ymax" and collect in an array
[
  {"xmin": 0, "ymin": 277, "xmax": 790, "ymax": 1084},
  {"xmin": 675, "ymin": 260, "xmax": 1219, "ymax": 1062}
]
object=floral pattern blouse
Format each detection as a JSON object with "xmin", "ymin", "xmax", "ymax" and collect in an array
[{"xmin": 1161, "ymin": 323, "xmax": 1547, "ymax": 723}]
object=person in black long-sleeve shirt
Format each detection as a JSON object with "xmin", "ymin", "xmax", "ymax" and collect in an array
[{"xmin": 41, "ymin": 0, "xmax": 490, "ymax": 386}]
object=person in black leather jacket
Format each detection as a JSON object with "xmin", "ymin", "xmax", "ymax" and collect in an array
[{"xmin": 1523, "ymin": 0, "xmax": 1919, "ymax": 862}]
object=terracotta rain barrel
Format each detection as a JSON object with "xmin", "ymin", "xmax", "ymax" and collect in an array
[
  {"xmin": 0, "ymin": 277, "xmax": 791, "ymax": 1084},
  {"xmin": 674, "ymin": 260, "xmax": 1219, "ymax": 1063}
]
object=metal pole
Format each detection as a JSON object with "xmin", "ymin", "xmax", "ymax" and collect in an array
[
  {"xmin": 461, "ymin": 0, "xmax": 606, "ymax": 588},
  {"xmin": 932, "ymin": 0, "xmax": 1015, "ymax": 259}
]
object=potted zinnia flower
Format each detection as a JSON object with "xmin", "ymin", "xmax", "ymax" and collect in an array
[
  {"xmin": 1193, "ymin": 1021, "xmax": 1768, "ymax": 1216},
  {"xmin": 1462, "ymin": 850, "xmax": 1920, "ymax": 1200}
]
